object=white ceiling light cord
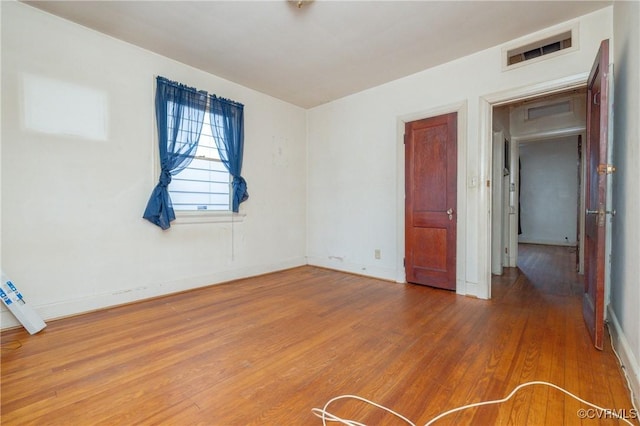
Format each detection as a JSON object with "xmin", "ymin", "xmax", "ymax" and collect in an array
[{"xmin": 312, "ymin": 381, "xmax": 636, "ymax": 426}]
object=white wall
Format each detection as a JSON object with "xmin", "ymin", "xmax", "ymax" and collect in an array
[
  {"xmin": 610, "ymin": 0, "xmax": 640, "ymax": 409},
  {"xmin": 307, "ymin": 7, "xmax": 612, "ymax": 298},
  {"xmin": 1, "ymin": 2, "xmax": 307, "ymax": 328},
  {"xmin": 518, "ymin": 137, "xmax": 579, "ymax": 246},
  {"xmin": 492, "ymin": 106, "xmax": 511, "ymax": 137}
]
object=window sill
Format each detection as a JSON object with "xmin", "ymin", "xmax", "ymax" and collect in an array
[{"xmin": 173, "ymin": 211, "xmax": 246, "ymax": 225}]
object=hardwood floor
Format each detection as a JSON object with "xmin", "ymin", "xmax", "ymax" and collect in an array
[
  {"xmin": 1, "ymin": 247, "xmax": 636, "ymax": 425},
  {"xmin": 492, "ymin": 243, "xmax": 583, "ymax": 300}
]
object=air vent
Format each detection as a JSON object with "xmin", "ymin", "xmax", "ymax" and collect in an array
[{"xmin": 504, "ymin": 28, "xmax": 576, "ymax": 69}]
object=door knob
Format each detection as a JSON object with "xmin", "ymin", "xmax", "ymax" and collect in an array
[{"xmin": 447, "ymin": 208, "xmax": 454, "ymax": 220}]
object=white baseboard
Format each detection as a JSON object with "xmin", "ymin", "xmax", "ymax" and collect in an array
[
  {"xmin": 607, "ymin": 305, "xmax": 640, "ymax": 410},
  {"xmin": 305, "ymin": 256, "xmax": 487, "ymax": 300},
  {"xmin": 305, "ymin": 256, "xmax": 398, "ymax": 282},
  {"xmin": 1, "ymin": 257, "xmax": 306, "ymax": 330},
  {"xmin": 462, "ymin": 280, "xmax": 488, "ymax": 299},
  {"xmin": 518, "ymin": 237, "xmax": 577, "ymax": 247}
]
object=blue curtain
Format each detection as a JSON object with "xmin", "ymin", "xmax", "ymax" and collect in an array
[
  {"xmin": 143, "ymin": 77, "xmax": 207, "ymax": 229},
  {"xmin": 209, "ymin": 95, "xmax": 248, "ymax": 212}
]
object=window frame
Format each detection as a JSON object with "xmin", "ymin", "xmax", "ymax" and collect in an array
[{"xmin": 151, "ymin": 100, "xmax": 245, "ymax": 225}]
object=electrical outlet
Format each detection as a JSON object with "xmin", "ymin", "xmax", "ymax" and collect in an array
[{"xmin": 374, "ymin": 249, "xmax": 381, "ymax": 260}]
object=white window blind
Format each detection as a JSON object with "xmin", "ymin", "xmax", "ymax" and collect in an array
[{"xmin": 168, "ymin": 111, "xmax": 231, "ymax": 211}]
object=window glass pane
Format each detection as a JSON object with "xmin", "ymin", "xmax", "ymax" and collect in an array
[
  {"xmin": 209, "ymin": 112, "xmax": 228, "ymax": 158},
  {"xmin": 168, "ymin": 110, "xmax": 230, "ymax": 212},
  {"xmin": 194, "ymin": 112, "xmax": 221, "ymax": 160}
]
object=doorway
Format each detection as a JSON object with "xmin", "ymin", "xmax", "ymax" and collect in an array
[{"xmin": 490, "ymin": 88, "xmax": 587, "ymax": 289}]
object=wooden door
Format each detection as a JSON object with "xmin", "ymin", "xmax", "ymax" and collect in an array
[
  {"xmin": 583, "ymin": 39, "xmax": 610, "ymax": 350},
  {"xmin": 405, "ymin": 113, "xmax": 457, "ymax": 290},
  {"xmin": 491, "ymin": 131, "xmax": 505, "ymax": 276}
]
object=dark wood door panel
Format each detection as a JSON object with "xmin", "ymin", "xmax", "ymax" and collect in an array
[
  {"xmin": 405, "ymin": 112, "xmax": 457, "ymax": 290},
  {"xmin": 583, "ymin": 39, "xmax": 609, "ymax": 350}
]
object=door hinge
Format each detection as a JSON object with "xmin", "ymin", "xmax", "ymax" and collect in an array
[
  {"xmin": 403, "ymin": 258, "xmax": 406, "ymax": 267},
  {"xmin": 597, "ymin": 164, "xmax": 616, "ymax": 175},
  {"xmin": 586, "ymin": 203, "xmax": 615, "ymax": 227}
]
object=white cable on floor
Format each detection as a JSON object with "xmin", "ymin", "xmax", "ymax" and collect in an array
[
  {"xmin": 312, "ymin": 381, "xmax": 636, "ymax": 426},
  {"xmin": 607, "ymin": 321, "xmax": 639, "ymax": 414},
  {"xmin": 312, "ymin": 394, "xmax": 415, "ymax": 426}
]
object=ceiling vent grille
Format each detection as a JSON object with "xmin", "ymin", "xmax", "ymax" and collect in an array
[{"xmin": 505, "ymin": 29, "xmax": 575, "ymax": 69}]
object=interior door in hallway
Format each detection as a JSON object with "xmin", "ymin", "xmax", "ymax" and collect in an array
[
  {"xmin": 405, "ymin": 113, "xmax": 457, "ymax": 290},
  {"xmin": 583, "ymin": 39, "xmax": 611, "ymax": 350}
]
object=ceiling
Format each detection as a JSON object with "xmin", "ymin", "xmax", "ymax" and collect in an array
[{"xmin": 23, "ymin": 1, "xmax": 611, "ymax": 109}]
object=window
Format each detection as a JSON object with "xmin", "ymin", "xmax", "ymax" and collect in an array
[
  {"xmin": 168, "ymin": 109, "xmax": 231, "ymax": 211},
  {"xmin": 144, "ymin": 76, "xmax": 246, "ymax": 230},
  {"xmin": 526, "ymin": 100, "xmax": 572, "ymax": 121}
]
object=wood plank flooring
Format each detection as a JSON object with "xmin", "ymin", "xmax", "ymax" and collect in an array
[{"xmin": 1, "ymin": 245, "xmax": 636, "ymax": 425}]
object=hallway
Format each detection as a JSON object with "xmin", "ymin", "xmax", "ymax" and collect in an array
[{"xmin": 493, "ymin": 243, "xmax": 583, "ymax": 300}]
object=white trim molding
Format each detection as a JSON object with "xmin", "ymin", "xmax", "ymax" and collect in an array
[{"xmin": 607, "ymin": 305, "xmax": 640, "ymax": 411}]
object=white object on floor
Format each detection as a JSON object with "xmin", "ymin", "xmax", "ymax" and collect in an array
[{"xmin": 1, "ymin": 271, "xmax": 46, "ymax": 335}]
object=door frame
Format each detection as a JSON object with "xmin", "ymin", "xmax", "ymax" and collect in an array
[
  {"xmin": 479, "ymin": 73, "xmax": 590, "ymax": 299},
  {"xmin": 396, "ymin": 101, "xmax": 467, "ymax": 294},
  {"xmin": 491, "ymin": 130, "xmax": 506, "ymax": 276}
]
